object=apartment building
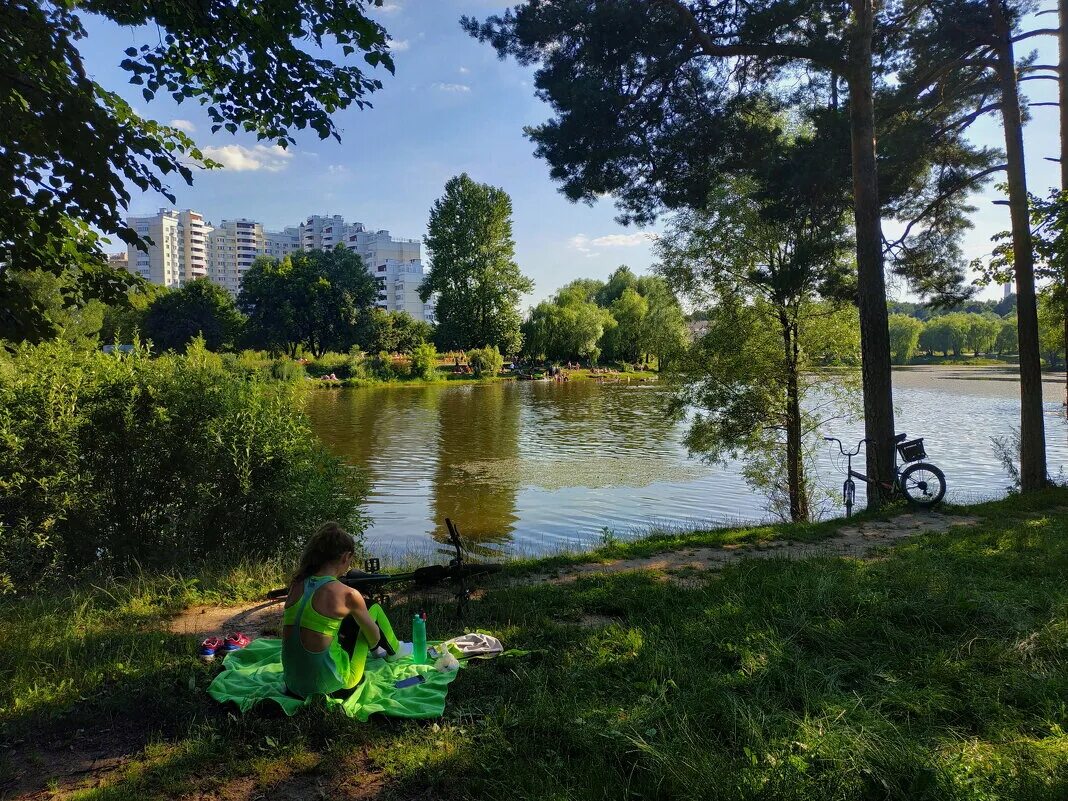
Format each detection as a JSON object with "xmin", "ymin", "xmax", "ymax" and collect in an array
[
  {"xmin": 124, "ymin": 209, "xmax": 435, "ymax": 322},
  {"xmin": 208, "ymin": 219, "xmax": 265, "ymax": 296}
]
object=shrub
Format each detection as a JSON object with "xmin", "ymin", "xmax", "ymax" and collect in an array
[
  {"xmin": 268, "ymin": 357, "xmax": 305, "ymax": 382},
  {"xmin": 468, "ymin": 345, "xmax": 504, "ymax": 379},
  {"xmin": 305, "ymin": 351, "xmax": 355, "ymax": 379},
  {"xmin": 0, "ymin": 338, "xmax": 365, "ymax": 594},
  {"xmin": 363, "ymin": 351, "xmax": 397, "ymax": 381},
  {"xmin": 408, "ymin": 343, "xmax": 439, "ymax": 381}
]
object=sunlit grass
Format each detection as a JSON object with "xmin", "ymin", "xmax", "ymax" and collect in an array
[{"xmin": 3, "ymin": 489, "xmax": 1068, "ymax": 799}]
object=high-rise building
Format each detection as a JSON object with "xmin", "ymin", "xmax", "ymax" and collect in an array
[
  {"xmin": 265, "ymin": 226, "xmax": 300, "ymax": 260},
  {"xmin": 208, "ymin": 219, "xmax": 265, "ymax": 296},
  {"xmin": 300, "ymin": 214, "xmax": 350, "ymax": 252},
  {"xmin": 125, "ymin": 209, "xmax": 212, "ymax": 287},
  {"xmin": 124, "ymin": 208, "xmax": 434, "ymax": 322}
]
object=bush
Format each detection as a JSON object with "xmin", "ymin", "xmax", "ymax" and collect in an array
[
  {"xmin": 408, "ymin": 342, "xmax": 439, "ymax": 381},
  {"xmin": 468, "ymin": 345, "xmax": 504, "ymax": 379},
  {"xmin": 363, "ymin": 351, "xmax": 397, "ymax": 381},
  {"xmin": 0, "ymin": 339, "xmax": 365, "ymax": 594},
  {"xmin": 268, "ymin": 357, "xmax": 305, "ymax": 382},
  {"xmin": 305, "ymin": 351, "xmax": 356, "ymax": 379}
]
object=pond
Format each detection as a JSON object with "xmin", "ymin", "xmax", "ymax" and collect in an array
[{"xmin": 304, "ymin": 368, "xmax": 1068, "ymax": 558}]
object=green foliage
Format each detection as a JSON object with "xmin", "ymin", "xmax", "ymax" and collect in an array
[
  {"xmin": 421, "ymin": 174, "xmax": 533, "ymax": 354},
  {"xmin": 305, "ymin": 351, "xmax": 358, "ymax": 380},
  {"xmin": 964, "ymin": 314, "xmax": 1002, "ymax": 357},
  {"xmin": 364, "ymin": 309, "xmax": 433, "ymax": 354},
  {"xmin": 2, "ymin": 1, "xmax": 393, "ymax": 337},
  {"xmin": 142, "ymin": 278, "xmax": 244, "ymax": 353},
  {"xmin": 364, "ymin": 351, "xmax": 398, "ymax": 382},
  {"xmin": 888, "ymin": 314, "xmax": 923, "ymax": 364},
  {"xmin": 100, "ymin": 283, "xmax": 167, "ymax": 344},
  {"xmin": 408, "ymin": 342, "xmax": 439, "ymax": 381},
  {"xmin": 239, "ymin": 250, "xmax": 378, "ymax": 357},
  {"xmin": 995, "ymin": 317, "xmax": 1019, "ymax": 355},
  {"xmin": 468, "ymin": 345, "xmax": 505, "ymax": 379},
  {"xmin": 0, "ymin": 338, "xmax": 364, "ymax": 594}
]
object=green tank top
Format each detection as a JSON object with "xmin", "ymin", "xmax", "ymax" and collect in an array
[{"xmin": 281, "ymin": 575, "xmax": 352, "ymax": 697}]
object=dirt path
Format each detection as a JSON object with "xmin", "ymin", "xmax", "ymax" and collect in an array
[
  {"xmin": 532, "ymin": 511, "xmax": 980, "ymax": 586},
  {"xmin": 167, "ymin": 598, "xmax": 284, "ymax": 639}
]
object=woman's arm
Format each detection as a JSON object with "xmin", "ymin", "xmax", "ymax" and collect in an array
[{"xmin": 345, "ymin": 589, "xmax": 381, "ymax": 645}]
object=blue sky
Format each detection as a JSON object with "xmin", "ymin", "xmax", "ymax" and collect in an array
[{"xmin": 79, "ymin": 1, "xmax": 1059, "ymax": 304}]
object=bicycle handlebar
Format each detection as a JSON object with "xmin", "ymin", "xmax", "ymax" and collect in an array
[{"xmin": 824, "ymin": 436, "xmax": 867, "ymax": 457}]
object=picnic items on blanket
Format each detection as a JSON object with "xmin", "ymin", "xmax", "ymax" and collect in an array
[
  {"xmin": 207, "ymin": 631, "xmax": 506, "ymax": 719},
  {"xmin": 412, "ymin": 612, "xmax": 428, "ymax": 664}
]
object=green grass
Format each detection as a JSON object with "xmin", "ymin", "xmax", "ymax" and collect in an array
[{"xmin": 4, "ymin": 491, "xmax": 1068, "ymax": 799}]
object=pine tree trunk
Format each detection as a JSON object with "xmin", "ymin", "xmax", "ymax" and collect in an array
[
  {"xmin": 782, "ymin": 315, "xmax": 809, "ymax": 522},
  {"xmin": 847, "ymin": 0, "xmax": 896, "ymax": 509},
  {"xmin": 1060, "ymin": 0, "xmax": 1068, "ymax": 418},
  {"xmin": 991, "ymin": 0, "xmax": 1048, "ymax": 490}
]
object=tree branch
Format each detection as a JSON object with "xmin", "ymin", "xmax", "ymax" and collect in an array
[
  {"xmin": 884, "ymin": 164, "xmax": 1008, "ymax": 252},
  {"xmin": 650, "ymin": 0, "xmax": 850, "ymax": 73},
  {"xmin": 1013, "ymin": 28, "xmax": 1061, "ymax": 42}
]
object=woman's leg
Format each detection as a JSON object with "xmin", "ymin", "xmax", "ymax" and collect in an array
[{"xmin": 341, "ymin": 604, "xmax": 401, "ymax": 689}]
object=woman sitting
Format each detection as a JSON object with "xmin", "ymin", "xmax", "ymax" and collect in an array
[{"xmin": 282, "ymin": 522, "xmax": 406, "ymax": 699}]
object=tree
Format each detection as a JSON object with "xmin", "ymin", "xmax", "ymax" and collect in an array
[
  {"xmin": 408, "ymin": 342, "xmax": 439, "ymax": 381},
  {"xmin": 465, "ymin": 1, "xmax": 995, "ymax": 508},
  {"xmin": 468, "ymin": 345, "xmax": 505, "ymax": 379},
  {"xmin": 522, "ymin": 295, "xmax": 615, "ymax": 364},
  {"xmin": 239, "ymin": 249, "xmax": 377, "ymax": 357},
  {"xmin": 142, "ymin": 278, "xmax": 244, "ymax": 353},
  {"xmin": 642, "ymin": 281, "xmax": 689, "ymax": 371},
  {"xmin": 995, "ymin": 317, "xmax": 1019, "ymax": 355},
  {"xmin": 964, "ymin": 314, "xmax": 1001, "ymax": 356},
  {"xmin": 421, "ymin": 174, "xmax": 533, "ymax": 354},
  {"xmin": 888, "ymin": 314, "xmax": 924, "ymax": 364},
  {"xmin": 1, "ymin": 1, "xmax": 394, "ymax": 340},
  {"xmin": 363, "ymin": 309, "xmax": 433, "ymax": 354},
  {"xmin": 657, "ymin": 141, "xmax": 856, "ymax": 522}
]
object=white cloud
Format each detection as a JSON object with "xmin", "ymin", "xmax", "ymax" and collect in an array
[
  {"xmin": 201, "ymin": 144, "xmax": 293, "ymax": 172},
  {"xmin": 570, "ymin": 232, "xmax": 656, "ymax": 257},
  {"xmin": 376, "ymin": 1, "xmax": 402, "ymax": 12},
  {"xmin": 433, "ymin": 82, "xmax": 471, "ymax": 93},
  {"xmin": 458, "ymin": 66, "xmax": 470, "ymax": 74},
  {"xmin": 327, "ymin": 164, "xmax": 351, "ymax": 176},
  {"xmin": 388, "ymin": 38, "xmax": 410, "ymax": 52},
  {"xmin": 169, "ymin": 119, "xmax": 196, "ymax": 133}
]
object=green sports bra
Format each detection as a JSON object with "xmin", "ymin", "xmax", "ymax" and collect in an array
[{"xmin": 282, "ymin": 575, "xmax": 344, "ymax": 636}]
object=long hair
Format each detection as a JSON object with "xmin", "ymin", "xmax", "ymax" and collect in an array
[{"xmin": 292, "ymin": 522, "xmax": 355, "ymax": 583}]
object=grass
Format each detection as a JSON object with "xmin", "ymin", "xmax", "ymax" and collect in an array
[{"xmin": 4, "ymin": 490, "xmax": 1068, "ymax": 799}]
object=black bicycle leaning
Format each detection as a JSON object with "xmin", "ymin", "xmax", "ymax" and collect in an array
[
  {"xmin": 824, "ymin": 433, "xmax": 947, "ymax": 517},
  {"xmin": 267, "ymin": 518, "xmax": 501, "ymax": 617}
]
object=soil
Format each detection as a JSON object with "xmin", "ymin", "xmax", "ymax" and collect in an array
[{"xmin": 167, "ymin": 599, "xmax": 284, "ymax": 639}]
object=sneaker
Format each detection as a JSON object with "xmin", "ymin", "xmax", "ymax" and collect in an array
[
  {"xmin": 223, "ymin": 632, "xmax": 251, "ymax": 652},
  {"xmin": 199, "ymin": 635, "xmax": 224, "ymax": 660}
]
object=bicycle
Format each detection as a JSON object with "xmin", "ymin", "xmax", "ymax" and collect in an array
[
  {"xmin": 267, "ymin": 518, "xmax": 501, "ymax": 617},
  {"xmin": 824, "ymin": 433, "xmax": 947, "ymax": 517}
]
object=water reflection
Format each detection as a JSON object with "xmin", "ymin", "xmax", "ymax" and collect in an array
[
  {"xmin": 430, "ymin": 384, "xmax": 520, "ymax": 557},
  {"xmin": 302, "ymin": 369, "xmax": 1068, "ymax": 557}
]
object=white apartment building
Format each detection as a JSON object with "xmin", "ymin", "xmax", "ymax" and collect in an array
[
  {"xmin": 126, "ymin": 209, "xmax": 210, "ymax": 287},
  {"xmin": 265, "ymin": 226, "xmax": 300, "ymax": 260},
  {"xmin": 300, "ymin": 215, "xmax": 349, "ymax": 252},
  {"xmin": 208, "ymin": 219, "xmax": 265, "ymax": 296},
  {"xmin": 124, "ymin": 209, "xmax": 434, "ymax": 322}
]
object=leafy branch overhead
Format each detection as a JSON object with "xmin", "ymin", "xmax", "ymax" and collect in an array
[{"xmin": 0, "ymin": 0, "xmax": 394, "ymax": 342}]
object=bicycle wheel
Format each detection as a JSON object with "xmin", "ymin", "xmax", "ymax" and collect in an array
[
  {"xmin": 899, "ymin": 462, "xmax": 946, "ymax": 506},
  {"xmin": 843, "ymin": 478, "xmax": 856, "ymax": 516}
]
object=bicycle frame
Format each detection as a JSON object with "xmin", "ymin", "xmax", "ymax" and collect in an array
[{"xmin": 825, "ymin": 437, "xmax": 901, "ymax": 517}]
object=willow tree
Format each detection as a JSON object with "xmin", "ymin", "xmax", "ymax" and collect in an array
[{"xmin": 465, "ymin": 0, "xmax": 996, "ymax": 507}]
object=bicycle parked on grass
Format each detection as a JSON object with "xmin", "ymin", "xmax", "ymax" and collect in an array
[
  {"xmin": 824, "ymin": 433, "xmax": 947, "ymax": 517},
  {"xmin": 267, "ymin": 519, "xmax": 501, "ymax": 618}
]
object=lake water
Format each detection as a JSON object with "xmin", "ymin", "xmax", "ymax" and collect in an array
[{"xmin": 304, "ymin": 368, "xmax": 1068, "ymax": 558}]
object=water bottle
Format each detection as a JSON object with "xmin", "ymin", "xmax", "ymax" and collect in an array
[{"xmin": 412, "ymin": 613, "xmax": 427, "ymax": 664}]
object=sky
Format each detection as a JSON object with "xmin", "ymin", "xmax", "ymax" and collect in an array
[{"xmin": 78, "ymin": 1, "xmax": 1061, "ymax": 305}]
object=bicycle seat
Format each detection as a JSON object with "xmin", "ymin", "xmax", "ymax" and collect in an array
[{"xmin": 894, "ymin": 433, "xmax": 908, "ymax": 443}]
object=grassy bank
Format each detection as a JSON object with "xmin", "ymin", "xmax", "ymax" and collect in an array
[{"xmin": 4, "ymin": 490, "xmax": 1068, "ymax": 799}]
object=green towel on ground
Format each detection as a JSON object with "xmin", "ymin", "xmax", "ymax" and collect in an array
[{"xmin": 207, "ymin": 638, "xmax": 460, "ymax": 720}]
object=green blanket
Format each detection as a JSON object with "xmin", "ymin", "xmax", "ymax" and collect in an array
[{"xmin": 207, "ymin": 638, "xmax": 460, "ymax": 720}]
